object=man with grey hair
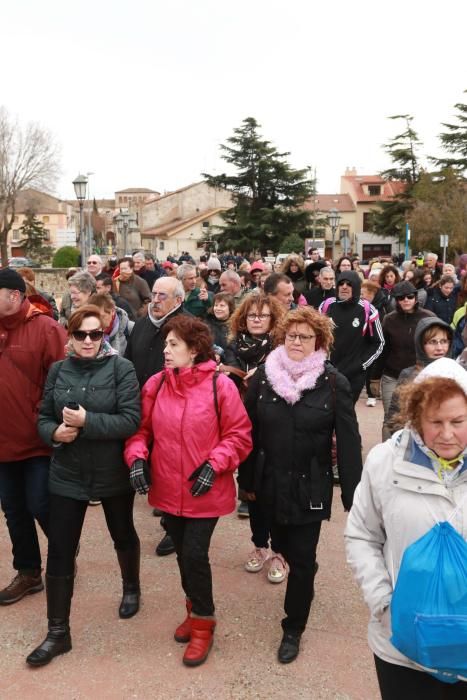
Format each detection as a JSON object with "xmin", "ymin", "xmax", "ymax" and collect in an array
[
  {"xmin": 424, "ymin": 252, "xmax": 441, "ymax": 283},
  {"xmin": 219, "ymin": 270, "xmax": 245, "ymax": 307},
  {"xmin": 177, "ymin": 263, "xmax": 213, "ymax": 318},
  {"xmin": 305, "ymin": 266, "xmax": 336, "ymax": 309},
  {"xmin": 86, "ymin": 254, "xmax": 104, "ymax": 278},
  {"xmin": 133, "ymin": 251, "xmax": 165, "ymax": 289},
  {"xmin": 125, "ymin": 275, "xmax": 186, "ymax": 557}
]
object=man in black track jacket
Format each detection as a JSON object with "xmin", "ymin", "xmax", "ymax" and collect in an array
[{"xmin": 319, "ymin": 270, "xmax": 384, "ymax": 403}]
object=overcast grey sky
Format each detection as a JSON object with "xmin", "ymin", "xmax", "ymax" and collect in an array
[{"xmin": 3, "ymin": 0, "xmax": 466, "ymax": 201}]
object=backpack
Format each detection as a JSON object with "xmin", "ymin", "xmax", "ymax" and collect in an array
[{"xmin": 390, "ymin": 494, "xmax": 467, "ymax": 684}]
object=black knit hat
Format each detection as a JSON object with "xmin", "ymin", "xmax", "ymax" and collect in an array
[
  {"xmin": 393, "ymin": 280, "xmax": 417, "ymax": 298},
  {"xmin": 0, "ymin": 268, "xmax": 27, "ymax": 293}
]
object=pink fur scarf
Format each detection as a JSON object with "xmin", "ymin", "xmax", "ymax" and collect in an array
[{"xmin": 265, "ymin": 346, "xmax": 328, "ymax": 405}]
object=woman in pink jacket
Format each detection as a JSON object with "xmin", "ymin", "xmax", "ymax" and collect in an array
[{"xmin": 124, "ymin": 314, "xmax": 252, "ymax": 667}]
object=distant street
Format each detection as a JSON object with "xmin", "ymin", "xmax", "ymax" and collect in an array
[{"xmin": 0, "ymin": 397, "xmax": 383, "ymax": 700}]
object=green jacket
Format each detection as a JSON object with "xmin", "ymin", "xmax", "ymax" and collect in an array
[
  {"xmin": 183, "ymin": 288, "xmax": 213, "ymax": 318},
  {"xmin": 38, "ymin": 354, "xmax": 140, "ymax": 500}
]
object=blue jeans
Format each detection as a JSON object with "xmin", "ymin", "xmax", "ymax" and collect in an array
[{"xmin": 0, "ymin": 457, "xmax": 50, "ymax": 571}]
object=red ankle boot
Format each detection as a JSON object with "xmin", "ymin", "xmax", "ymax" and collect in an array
[
  {"xmin": 174, "ymin": 599, "xmax": 192, "ymax": 643},
  {"xmin": 182, "ymin": 617, "xmax": 216, "ymax": 667}
]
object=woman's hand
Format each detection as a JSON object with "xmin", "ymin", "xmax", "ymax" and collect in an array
[
  {"xmin": 243, "ymin": 367, "xmax": 257, "ymax": 384},
  {"xmin": 53, "ymin": 423, "xmax": 79, "ymax": 443},
  {"xmin": 62, "ymin": 405, "xmax": 86, "ymax": 428},
  {"xmin": 243, "ymin": 491, "xmax": 256, "ymax": 501}
]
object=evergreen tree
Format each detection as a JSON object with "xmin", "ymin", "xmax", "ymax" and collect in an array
[
  {"xmin": 435, "ymin": 91, "xmax": 467, "ymax": 175},
  {"xmin": 279, "ymin": 232, "xmax": 306, "ymax": 254},
  {"xmin": 204, "ymin": 117, "xmax": 314, "ymax": 253},
  {"xmin": 18, "ymin": 209, "xmax": 54, "ymax": 263},
  {"xmin": 372, "ymin": 115, "xmax": 422, "ymax": 240}
]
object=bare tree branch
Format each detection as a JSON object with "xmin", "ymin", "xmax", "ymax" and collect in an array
[{"xmin": 0, "ymin": 106, "xmax": 61, "ymax": 266}]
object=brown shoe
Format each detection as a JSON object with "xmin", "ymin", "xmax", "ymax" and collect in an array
[{"xmin": 0, "ymin": 571, "xmax": 44, "ymax": 605}]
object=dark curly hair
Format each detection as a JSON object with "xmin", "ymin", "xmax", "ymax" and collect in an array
[{"xmin": 163, "ymin": 314, "xmax": 215, "ymax": 364}]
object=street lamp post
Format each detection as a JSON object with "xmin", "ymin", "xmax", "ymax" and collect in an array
[
  {"xmin": 73, "ymin": 174, "xmax": 88, "ymax": 266},
  {"xmin": 327, "ymin": 208, "xmax": 341, "ymax": 262},
  {"xmin": 114, "ymin": 210, "xmax": 137, "ymax": 256}
]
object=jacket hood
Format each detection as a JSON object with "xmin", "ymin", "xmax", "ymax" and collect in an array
[
  {"xmin": 336, "ymin": 270, "xmax": 361, "ymax": 303},
  {"xmin": 414, "ymin": 317, "xmax": 454, "ymax": 365}
]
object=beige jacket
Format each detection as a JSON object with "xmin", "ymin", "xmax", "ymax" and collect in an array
[{"xmin": 344, "ymin": 429, "xmax": 467, "ymax": 670}]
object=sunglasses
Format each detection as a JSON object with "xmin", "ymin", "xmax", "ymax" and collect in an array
[
  {"xmin": 396, "ymin": 294, "xmax": 416, "ymax": 301},
  {"xmin": 71, "ymin": 329, "xmax": 104, "ymax": 342}
]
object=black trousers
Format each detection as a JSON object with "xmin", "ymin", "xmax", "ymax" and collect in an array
[
  {"xmin": 269, "ymin": 520, "xmax": 321, "ymax": 633},
  {"xmin": 47, "ymin": 492, "xmax": 139, "ymax": 577},
  {"xmin": 346, "ymin": 371, "xmax": 366, "ymax": 404},
  {"xmin": 374, "ymin": 655, "xmax": 466, "ymax": 700},
  {"xmin": 163, "ymin": 514, "xmax": 218, "ymax": 617}
]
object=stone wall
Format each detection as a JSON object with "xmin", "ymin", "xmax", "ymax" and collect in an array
[{"xmin": 34, "ymin": 269, "xmax": 70, "ymax": 297}]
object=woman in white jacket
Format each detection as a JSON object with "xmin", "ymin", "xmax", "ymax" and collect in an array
[{"xmin": 345, "ymin": 358, "xmax": 467, "ymax": 699}]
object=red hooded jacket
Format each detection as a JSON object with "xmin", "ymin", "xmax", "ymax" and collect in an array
[
  {"xmin": 0, "ymin": 299, "xmax": 67, "ymax": 462},
  {"xmin": 124, "ymin": 360, "xmax": 252, "ymax": 518}
]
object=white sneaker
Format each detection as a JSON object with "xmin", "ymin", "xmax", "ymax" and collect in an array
[
  {"xmin": 366, "ymin": 398, "xmax": 377, "ymax": 407},
  {"xmin": 244, "ymin": 547, "xmax": 270, "ymax": 573},
  {"xmin": 267, "ymin": 553, "xmax": 288, "ymax": 584}
]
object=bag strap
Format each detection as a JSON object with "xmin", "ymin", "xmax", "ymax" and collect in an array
[
  {"xmin": 218, "ymin": 363, "xmax": 247, "ymax": 380},
  {"xmin": 422, "ymin": 489, "xmax": 467, "ymax": 527},
  {"xmin": 212, "ymin": 372, "xmax": 221, "ymax": 429}
]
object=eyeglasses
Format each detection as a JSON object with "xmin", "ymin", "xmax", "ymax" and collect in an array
[
  {"xmin": 87, "ymin": 260, "xmax": 99, "ymax": 265},
  {"xmin": 425, "ymin": 338, "xmax": 450, "ymax": 347},
  {"xmin": 396, "ymin": 294, "xmax": 416, "ymax": 301},
  {"xmin": 285, "ymin": 333, "xmax": 316, "ymax": 343},
  {"xmin": 337, "ymin": 281, "xmax": 352, "ymax": 287},
  {"xmin": 152, "ymin": 291, "xmax": 169, "ymax": 300},
  {"xmin": 246, "ymin": 313, "xmax": 271, "ymax": 321},
  {"xmin": 71, "ymin": 329, "xmax": 104, "ymax": 342}
]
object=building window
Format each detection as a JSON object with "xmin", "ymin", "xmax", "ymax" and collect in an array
[
  {"xmin": 368, "ymin": 185, "xmax": 381, "ymax": 196},
  {"xmin": 43, "ymin": 216, "xmax": 50, "ymax": 223},
  {"xmin": 339, "ymin": 227, "xmax": 349, "ymax": 239},
  {"xmin": 12, "ymin": 229, "xmax": 20, "ymax": 242},
  {"xmin": 158, "ymin": 241, "xmax": 165, "ymax": 251}
]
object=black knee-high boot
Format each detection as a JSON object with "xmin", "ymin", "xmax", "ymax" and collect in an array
[
  {"xmin": 26, "ymin": 574, "xmax": 74, "ymax": 667},
  {"xmin": 117, "ymin": 545, "xmax": 140, "ymax": 619}
]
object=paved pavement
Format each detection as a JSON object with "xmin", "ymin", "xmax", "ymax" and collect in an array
[{"xmin": 0, "ymin": 398, "xmax": 384, "ymax": 700}]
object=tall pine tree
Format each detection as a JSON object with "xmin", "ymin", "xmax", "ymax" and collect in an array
[
  {"xmin": 435, "ymin": 91, "xmax": 467, "ymax": 175},
  {"xmin": 372, "ymin": 115, "xmax": 422, "ymax": 240},
  {"xmin": 203, "ymin": 117, "xmax": 314, "ymax": 253},
  {"xmin": 18, "ymin": 210, "xmax": 54, "ymax": 263}
]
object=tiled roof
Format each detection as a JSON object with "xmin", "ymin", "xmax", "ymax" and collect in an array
[
  {"xmin": 15, "ymin": 188, "xmax": 65, "ymax": 213},
  {"xmin": 304, "ymin": 194, "xmax": 355, "ymax": 212},
  {"xmin": 341, "ymin": 174, "xmax": 407, "ymax": 203},
  {"xmin": 115, "ymin": 187, "xmax": 159, "ymax": 194},
  {"xmin": 142, "ymin": 208, "xmax": 227, "ymax": 239},
  {"xmin": 146, "ymin": 181, "xmax": 205, "ymax": 203}
]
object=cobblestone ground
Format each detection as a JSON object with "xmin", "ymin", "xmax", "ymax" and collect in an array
[{"xmin": 0, "ymin": 398, "xmax": 384, "ymax": 700}]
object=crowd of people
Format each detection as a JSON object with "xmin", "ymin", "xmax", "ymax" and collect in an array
[{"xmin": 0, "ymin": 245, "xmax": 466, "ymax": 697}]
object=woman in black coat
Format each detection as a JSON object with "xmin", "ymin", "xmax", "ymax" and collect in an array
[
  {"xmin": 27, "ymin": 304, "xmax": 141, "ymax": 668},
  {"xmin": 239, "ymin": 306, "xmax": 362, "ymax": 664}
]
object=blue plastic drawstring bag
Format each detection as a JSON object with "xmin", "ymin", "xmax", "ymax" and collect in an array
[{"xmin": 391, "ymin": 520, "xmax": 467, "ymax": 684}]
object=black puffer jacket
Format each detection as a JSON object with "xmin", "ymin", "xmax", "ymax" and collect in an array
[
  {"xmin": 38, "ymin": 354, "xmax": 140, "ymax": 500},
  {"xmin": 239, "ymin": 362, "xmax": 362, "ymax": 524},
  {"xmin": 124, "ymin": 304, "xmax": 186, "ymax": 388}
]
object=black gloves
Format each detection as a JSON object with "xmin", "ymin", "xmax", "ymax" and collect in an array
[
  {"xmin": 188, "ymin": 462, "xmax": 216, "ymax": 497},
  {"xmin": 129, "ymin": 459, "xmax": 151, "ymax": 495}
]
